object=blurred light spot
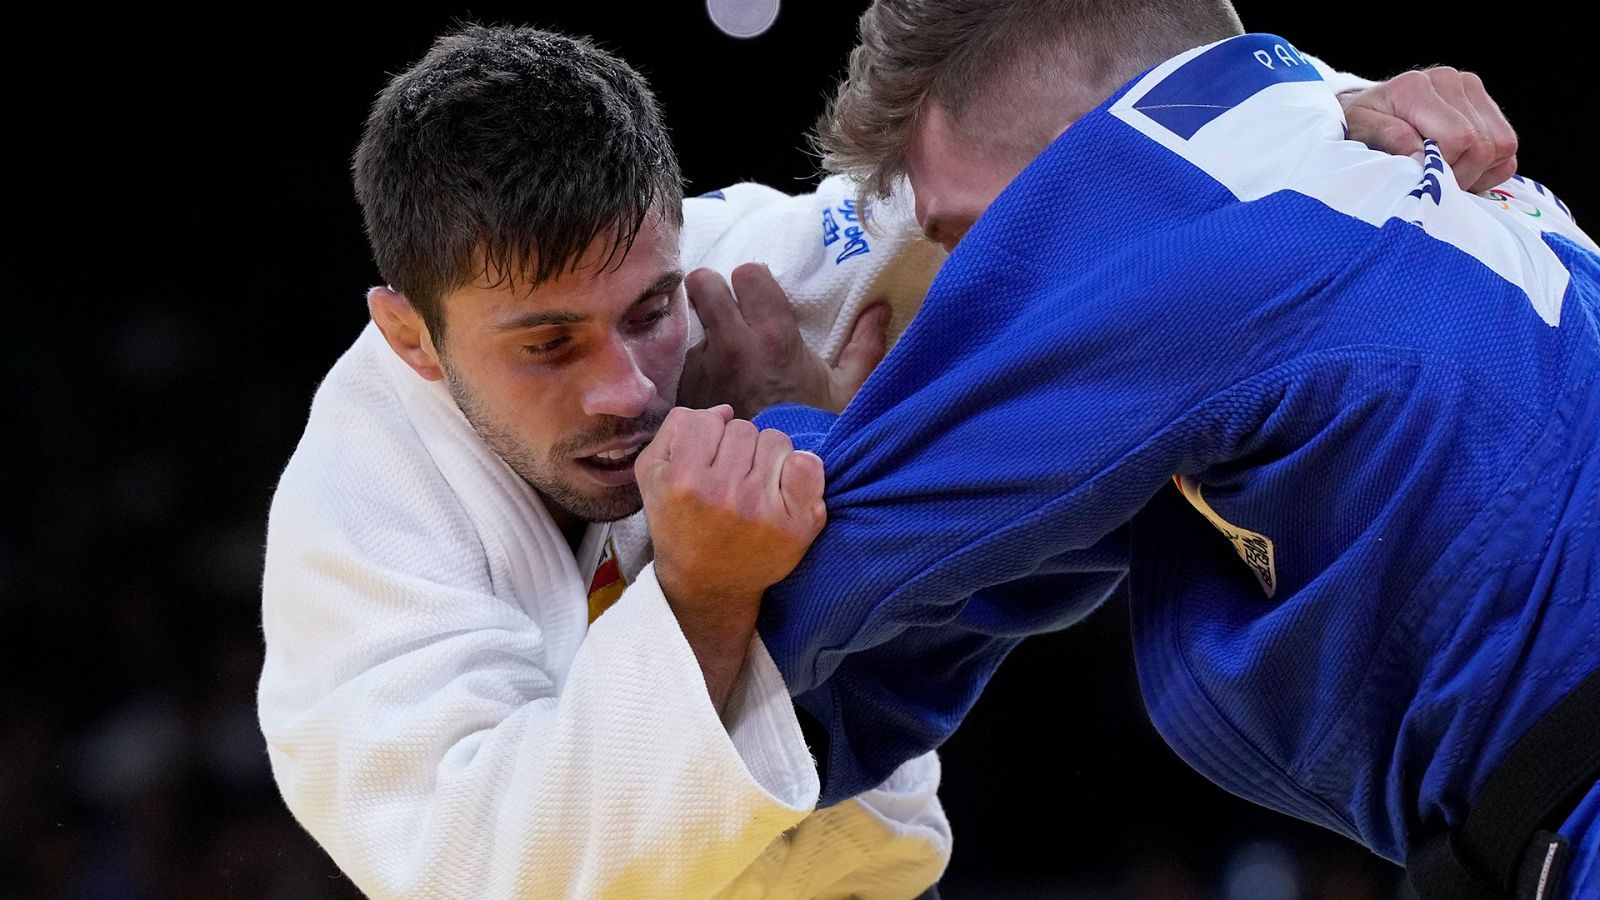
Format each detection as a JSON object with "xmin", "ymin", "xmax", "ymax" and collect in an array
[
  {"xmin": 707, "ymin": 0, "xmax": 780, "ymax": 38},
  {"xmin": 74, "ymin": 697, "xmax": 185, "ymax": 805},
  {"xmin": 1225, "ymin": 840, "xmax": 1300, "ymax": 900}
]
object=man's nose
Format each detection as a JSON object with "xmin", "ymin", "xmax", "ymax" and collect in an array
[{"xmin": 580, "ymin": 336, "xmax": 656, "ymax": 419}]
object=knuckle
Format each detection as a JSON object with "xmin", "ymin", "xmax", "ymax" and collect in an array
[
  {"xmin": 663, "ymin": 481, "xmax": 697, "ymax": 508},
  {"xmin": 758, "ymin": 428, "xmax": 794, "ymax": 454},
  {"xmin": 725, "ymin": 419, "xmax": 759, "ymax": 443},
  {"xmin": 674, "ymin": 474, "xmax": 722, "ymax": 506},
  {"xmin": 666, "ymin": 467, "xmax": 702, "ymax": 493},
  {"xmin": 1391, "ymin": 69, "xmax": 1426, "ymax": 91}
]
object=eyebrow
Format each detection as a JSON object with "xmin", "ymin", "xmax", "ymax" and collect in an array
[{"xmin": 494, "ymin": 270, "xmax": 685, "ymax": 332}]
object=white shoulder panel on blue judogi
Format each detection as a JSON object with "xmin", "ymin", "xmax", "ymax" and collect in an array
[{"xmin": 1111, "ymin": 35, "xmax": 1596, "ymax": 326}]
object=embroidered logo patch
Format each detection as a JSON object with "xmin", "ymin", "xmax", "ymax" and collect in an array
[
  {"xmin": 1487, "ymin": 187, "xmax": 1544, "ymax": 219},
  {"xmin": 821, "ymin": 198, "xmax": 870, "ymax": 263},
  {"xmin": 1174, "ymin": 475, "xmax": 1277, "ymax": 598}
]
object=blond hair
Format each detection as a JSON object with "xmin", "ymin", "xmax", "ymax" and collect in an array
[{"xmin": 816, "ymin": 0, "xmax": 1243, "ymax": 202}]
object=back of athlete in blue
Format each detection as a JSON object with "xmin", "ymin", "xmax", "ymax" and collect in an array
[{"xmin": 756, "ymin": 33, "xmax": 1600, "ymax": 897}]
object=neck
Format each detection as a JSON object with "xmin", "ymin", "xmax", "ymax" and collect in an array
[{"xmin": 542, "ymin": 496, "xmax": 588, "ymax": 552}]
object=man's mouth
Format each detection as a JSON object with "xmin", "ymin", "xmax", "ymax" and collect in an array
[{"xmin": 578, "ymin": 443, "xmax": 646, "ymax": 471}]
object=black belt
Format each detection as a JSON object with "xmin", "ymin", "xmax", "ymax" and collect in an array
[{"xmin": 1408, "ymin": 666, "xmax": 1600, "ymax": 900}]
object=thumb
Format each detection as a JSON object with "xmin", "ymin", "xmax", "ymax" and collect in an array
[
  {"xmin": 778, "ymin": 450, "xmax": 827, "ymax": 527},
  {"xmin": 831, "ymin": 303, "xmax": 891, "ymax": 404},
  {"xmin": 1348, "ymin": 106, "xmax": 1425, "ymax": 158}
]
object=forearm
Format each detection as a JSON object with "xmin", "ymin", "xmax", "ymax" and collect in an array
[
  {"xmin": 665, "ymin": 586, "xmax": 760, "ymax": 715},
  {"xmin": 637, "ymin": 406, "xmax": 828, "ymax": 719}
]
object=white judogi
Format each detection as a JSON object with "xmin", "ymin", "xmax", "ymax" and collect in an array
[{"xmin": 258, "ymin": 177, "xmax": 951, "ymax": 899}]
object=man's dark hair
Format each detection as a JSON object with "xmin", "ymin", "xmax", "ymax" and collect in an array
[{"xmin": 354, "ymin": 24, "xmax": 684, "ymax": 340}]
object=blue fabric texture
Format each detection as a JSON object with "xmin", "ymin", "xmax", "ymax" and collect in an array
[{"xmin": 754, "ymin": 33, "xmax": 1600, "ymax": 881}]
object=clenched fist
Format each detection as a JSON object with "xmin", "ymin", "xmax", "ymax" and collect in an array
[
  {"xmin": 1341, "ymin": 66, "xmax": 1519, "ymax": 193},
  {"xmin": 635, "ymin": 404, "xmax": 827, "ymax": 712}
]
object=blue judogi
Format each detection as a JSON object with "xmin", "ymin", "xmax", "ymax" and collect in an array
[{"xmin": 755, "ymin": 33, "xmax": 1599, "ymax": 890}]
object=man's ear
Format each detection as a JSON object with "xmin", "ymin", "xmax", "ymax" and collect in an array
[{"xmin": 367, "ymin": 286, "xmax": 445, "ymax": 382}]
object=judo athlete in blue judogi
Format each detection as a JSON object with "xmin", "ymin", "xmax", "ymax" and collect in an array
[{"xmin": 754, "ymin": 24, "xmax": 1600, "ymax": 900}]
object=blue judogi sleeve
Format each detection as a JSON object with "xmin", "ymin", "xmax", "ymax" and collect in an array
[{"xmin": 766, "ymin": 389, "xmax": 1131, "ymax": 799}]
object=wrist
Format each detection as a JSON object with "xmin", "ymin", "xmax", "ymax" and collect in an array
[
  {"xmin": 656, "ymin": 565, "xmax": 762, "ymax": 713},
  {"xmin": 673, "ymin": 586, "xmax": 760, "ymax": 663},
  {"xmin": 679, "ymin": 608, "xmax": 759, "ymax": 715}
]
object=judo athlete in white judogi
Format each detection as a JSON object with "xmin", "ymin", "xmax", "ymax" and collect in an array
[{"xmin": 256, "ymin": 26, "xmax": 950, "ymax": 900}]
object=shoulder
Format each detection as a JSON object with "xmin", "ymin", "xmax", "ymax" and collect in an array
[{"xmin": 264, "ymin": 325, "xmax": 486, "ymax": 592}]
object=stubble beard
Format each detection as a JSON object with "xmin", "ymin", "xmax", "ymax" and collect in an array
[{"xmin": 444, "ymin": 367, "xmax": 658, "ymax": 524}]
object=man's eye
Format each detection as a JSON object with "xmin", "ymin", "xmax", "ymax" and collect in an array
[
  {"xmin": 635, "ymin": 303, "xmax": 673, "ymax": 329},
  {"xmin": 524, "ymin": 335, "xmax": 569, "ymax": 355}
]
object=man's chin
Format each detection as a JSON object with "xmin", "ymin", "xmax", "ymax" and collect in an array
[{"xmin": 550, "ymin": 483, "xmax": 644, "ymax": 525}]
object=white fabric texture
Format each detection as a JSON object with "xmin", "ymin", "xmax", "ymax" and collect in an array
[
  {"xmin": 681, "ymin": 178, "xmax": 945, "ymax": 357},
  {"xmin": 258, "ymin": 176, "xmax": 950, "ymax": 899}
]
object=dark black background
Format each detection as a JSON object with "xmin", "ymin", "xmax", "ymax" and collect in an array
[{"xmin": 7, "ymin": 4, "xmax": 1594, "ymax": 898}]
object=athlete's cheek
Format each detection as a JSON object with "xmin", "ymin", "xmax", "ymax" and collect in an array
[
  {"xmin": 505, "ymin": 370, "xmax": 579, "ymax": 462},
  {"xmin": 641, "ymin": 316, "xmax": 690, "ymax": 400}
]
